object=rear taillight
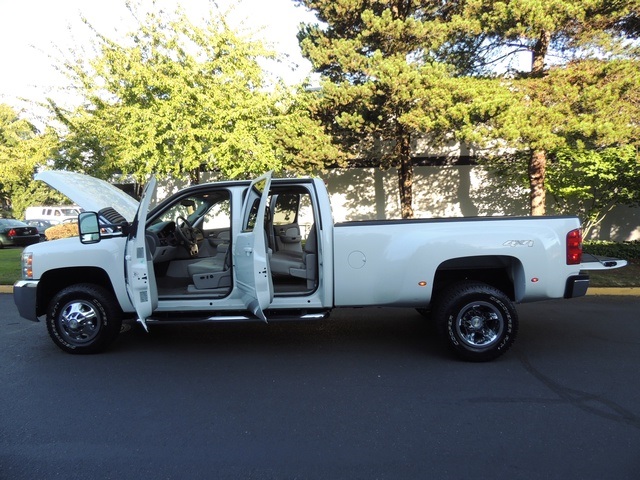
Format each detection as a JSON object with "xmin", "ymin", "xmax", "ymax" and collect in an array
[
  {"xmin": 566, "ymin": 229, "xmax": 582, "ymax": 265},
  {"xmin": 8, "ymin": 229, "xmax": 16, "ymax": 237}
]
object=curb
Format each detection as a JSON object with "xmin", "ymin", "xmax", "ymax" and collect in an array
[
  {"xmin": 1, "ymin": 284, "xmax": 639, "ymax": 296},
  {"xmin": 586, "ymin": 287, "xmax": 640, "ymax": 296}
]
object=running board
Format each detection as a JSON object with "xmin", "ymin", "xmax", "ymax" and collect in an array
[{"xmin": 145, "ymin": 310, "xmax": 330, "ymax": 325}]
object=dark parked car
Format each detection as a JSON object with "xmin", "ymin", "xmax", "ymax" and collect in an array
[
  {"xmin": 0, "ymin": 219, "xmax": 41, "ymax": 248},
  {"xmin": 24, "ymin": 219, "xmax": 57, "ymax": 240}
]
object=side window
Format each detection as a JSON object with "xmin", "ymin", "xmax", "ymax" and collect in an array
[
  {"xmin": 269, "ymin": 189, "xmax": 315, "ymax": 250},
  {"xmin": 244, "ymin": 199, "xmax": 260, "ymax": 232},
  {"xmin": 242, "ymin": 178, "xmax": 268, "ymax": 232},
  {"xmin": 202, "ymin": 198, "xmax": 231, "ymax": 230},
  {"xmin": 273, "ymin": 194, "xmax": 300, "ymax": 226}
]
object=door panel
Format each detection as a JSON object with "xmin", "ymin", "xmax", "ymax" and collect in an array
[
  {"xmin": 234, "ymin": 173, "xmax": 273, "ymax": 321},
  {"xmin": 125, "ymin": 177, "xmax": 158, "ymax": 330}
]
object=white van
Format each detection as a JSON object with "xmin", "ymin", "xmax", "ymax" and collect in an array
[{"xmin": 24, "ymin": 205, "xmax": 82, "ymax": 223}]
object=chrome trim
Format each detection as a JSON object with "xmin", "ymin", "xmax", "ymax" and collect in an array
[{"xmin": 144, "ymin": 311, "xmax": 329, "ymax": 325}]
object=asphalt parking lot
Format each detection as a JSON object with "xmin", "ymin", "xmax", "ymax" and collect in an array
[{"xmin": 1, "ymin": 293, "xmax": 639, "ymax": 479}]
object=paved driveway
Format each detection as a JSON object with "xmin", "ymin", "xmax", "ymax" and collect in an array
[{"xmin": 1, "ymin": 294, "xmax": 639, "ymax": 479}]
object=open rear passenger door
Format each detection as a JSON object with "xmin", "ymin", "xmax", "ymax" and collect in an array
[
  {"xmin": 125, "ymin": 177, "xmax": 158, "ymax": 331},
  {"xmin": 234, "ymin": 172, "xmax": 274, "ymax": 322}
]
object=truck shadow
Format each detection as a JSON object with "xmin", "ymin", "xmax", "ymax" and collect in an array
[{"xmin": 114, "ymin": 308, "xmax": 448, "ymax": 360}]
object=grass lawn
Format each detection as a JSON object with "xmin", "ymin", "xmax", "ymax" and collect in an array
[
  {"xmin": 587, "ymin": 258, "xmax": 640, "ymax": 287},
  {"xmin": 0, "ymin": 245, "xmax": 637, "ymax": 287},
  {"xmin": 0, "ymin": 248, "xmax": 23, "ymax": 285}
]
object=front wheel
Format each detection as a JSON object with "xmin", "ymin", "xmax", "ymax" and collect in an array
[
  {"xmin": 46, "ymin": 284, "xmax": 122, "ymax": 354},
  {"xmin": 433, "ymin": 281, "xmax": 518, "ymax": 362}
]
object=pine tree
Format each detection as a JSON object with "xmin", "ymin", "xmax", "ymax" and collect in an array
[
  {"xmin": 297, "ymin": 0, "xmax": 461, "ymax": 218},
  {"xmin": 441, "ymin": 0, "xmax": 640, "ymax": 215}
]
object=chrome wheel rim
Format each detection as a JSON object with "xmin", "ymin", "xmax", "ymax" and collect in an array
[
  {"xmin": 455, "ymin": 301, "xmax": 504, "ymax": 349},
  {"xmin": 58, "ymin": 300, "xmax": 102, "ymax": 345}
]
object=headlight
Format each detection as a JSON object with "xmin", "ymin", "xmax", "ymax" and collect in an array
[{"xmin": 22, "ymin": 252, "xmax": 33, "ymax": 279}]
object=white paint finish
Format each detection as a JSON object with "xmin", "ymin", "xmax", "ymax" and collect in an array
[
  {"xmin": 125, "ymin": 177, "xmax": 158, "ymax": 330},
  {"xmin": 21, "ymin": 170, "xmax": 618, "ymax": 327},
  {"xmin": 35, "ymin": 170, "xmax": 139, "ymax": 222},
  {"xmin": 332, "ymin": 216, "xmax": 583, "ymax": 307},
  {"xmin": 233, "ymin": 173, "xmax": 274, "ymax": 321}
]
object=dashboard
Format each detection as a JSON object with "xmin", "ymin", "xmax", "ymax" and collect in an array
[{"xmin": 146, "ymin": 221, "xmax": 179, "ymax": 263}]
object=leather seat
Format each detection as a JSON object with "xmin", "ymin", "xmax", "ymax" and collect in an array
[
  {"xmin": 187, "ymin": 254, "xmax": 227, "ymax": 276},
  {"xmin": 272, "ymin": 225, "xmax": 317, "ymax": 289},
  {"xmin": 187, "ymin": 249, "xmax": 231, "ymax": 290}
]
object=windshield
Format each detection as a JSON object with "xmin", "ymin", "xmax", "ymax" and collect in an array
[
  {"xmin": 60, "ymin": 208, "xmax": 81, "ymax": 216},
  {"xmin": 148, "ymin": 190, "xmax": 231, "ymax": 231},
  {"xmin": 0, "ymin": 219, "xmax": 26, "ymax": 227}
]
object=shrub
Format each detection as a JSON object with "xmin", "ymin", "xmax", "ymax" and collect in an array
[
  {"xmin": 583, "ymin": 240, "xmax": 640, "ymax": 260},
  {"xmin": 45, "ymin": 223, "xmax": 79, "ymax": 241}
]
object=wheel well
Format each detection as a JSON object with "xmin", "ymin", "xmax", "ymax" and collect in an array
[
  {"xmin": 432, "ymin": 256, "xmax": 524, "ymax": 301},
  {"xmin": 36, "ymin": 267, "xmax": 116, "ymax": 317}
]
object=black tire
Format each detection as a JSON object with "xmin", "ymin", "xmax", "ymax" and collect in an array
[
  {"xmin": 433, "ymin": 281, "xmax": 518, "ymax": 362},
  {"xmin": 46, "ymin": 283, "xmax": 122, "ymax": 354}
]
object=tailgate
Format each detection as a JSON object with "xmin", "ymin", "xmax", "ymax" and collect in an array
[{"xmin": 580, "ymin": 254, "xmax": 628, "ymax": 271}]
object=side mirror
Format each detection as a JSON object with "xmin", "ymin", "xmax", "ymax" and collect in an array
[{"xmin": 78, "ymin": 212, "xmax": 101, "ymax": 244}]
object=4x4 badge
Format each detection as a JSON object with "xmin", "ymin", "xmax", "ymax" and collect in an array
[{"xmin": 503, "ymin": 240, "xmax": 534, "ymax": 247}]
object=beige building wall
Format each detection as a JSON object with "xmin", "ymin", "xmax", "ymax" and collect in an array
[
  {"xmin": 322, "ymin": 166, "xmax": 640, "ymax": 241},
  {"xmin": 162, "ymin": 165, "xmax": 639, "ymax": 241}
]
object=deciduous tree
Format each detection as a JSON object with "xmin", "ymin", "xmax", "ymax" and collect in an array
[
  {"xmin": 547, "ymin": 145, "xmax": 640, "ymax": 238},
  {"xmin": 0, "ymin": 104, "xmax": 63, "ymax": 217},
  {"xmin": 50, "ymin": 3, "xmax": 339, "ymax": 187}
]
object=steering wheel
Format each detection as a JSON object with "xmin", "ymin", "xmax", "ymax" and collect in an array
[{"xmin": 175, "ymin": 216, "xmax": 199, "ymax": 257}]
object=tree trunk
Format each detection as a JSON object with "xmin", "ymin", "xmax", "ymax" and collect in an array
[
  {"xmin": 531, "ymin": 30, "xmax": 550, "ymax": 77},
  {"xmin": 528, "ymin": 30, "xmax": 550, "ymax": 215},
  {"xmin": 397, "ymin": 134, "xmax": 414, "ymax": 219},
  {"xmin": 134, "ymin": 181, "xmax": 145, "ymax": 200},
  {"xmin": 529, "ymin": 149, "xmax": 546, "ymax": 215},
  {"xmin": 189, "ymin": 168, "xmax": 200, "ymax": 185}
]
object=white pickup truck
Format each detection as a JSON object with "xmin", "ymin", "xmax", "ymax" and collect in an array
[{"xmin": 13, "ymin": 170, "xmax": 625, "ymax": 361}]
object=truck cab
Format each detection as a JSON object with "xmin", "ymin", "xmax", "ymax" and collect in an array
[{"xmin": 15, "ymin": 171, "xmax": 335, "ymax": 345}]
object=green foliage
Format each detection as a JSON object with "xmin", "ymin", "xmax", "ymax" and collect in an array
[
  {"xmin": 50, "ymin": 3, "xmax": 339, "ymax": 184},
  {"xmin": 10, "ymin": 182, "xmax": 70, "ymax": 220},
  {"xmin": 297, "ymin": 0, "xmax": 639, "ymax": 222},
  {"xmin": 583, "ymin": 240, "xmax": 640, "ymax": 260},
  {"xmin": 547, "ymin": 145, "xmax": 640, "ymax": 237},
  {"xmin": 443, "ymin": 0, "xmax": 638, "ymax": 76},
  {"xmin": 0, "ymin": 104, "xmax": 38, "ymax": 206},
  {"xmin": 439, "ymin": 0, "xmax": 640, "ymax": 216},
  {"xmin": 544, "ymin": 59, "xmax": 640, "ymax": 148},
  {"xmin": 297, "ymin": 1, "xmax": 484, "ymax": 218},
  {"xmin": 491, "ymin": 58, "xmax": 640, "ymax": 232},
  {"xmin": 0, "ymin": 104, "xmax": 66, "ymax": 218}
]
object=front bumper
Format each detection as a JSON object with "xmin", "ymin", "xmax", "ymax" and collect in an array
[
  {"xmin": 13, "ymin": 280, "xmax": 40, "ymax": 322},
  {"xmin": 564, "ymin": 274, "xmax": 590, "ymax": 299}
]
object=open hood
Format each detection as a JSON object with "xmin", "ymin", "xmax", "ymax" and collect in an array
[{"xmin": 35, "ymin": 170, "xmax": 139, "ymax": 222}]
